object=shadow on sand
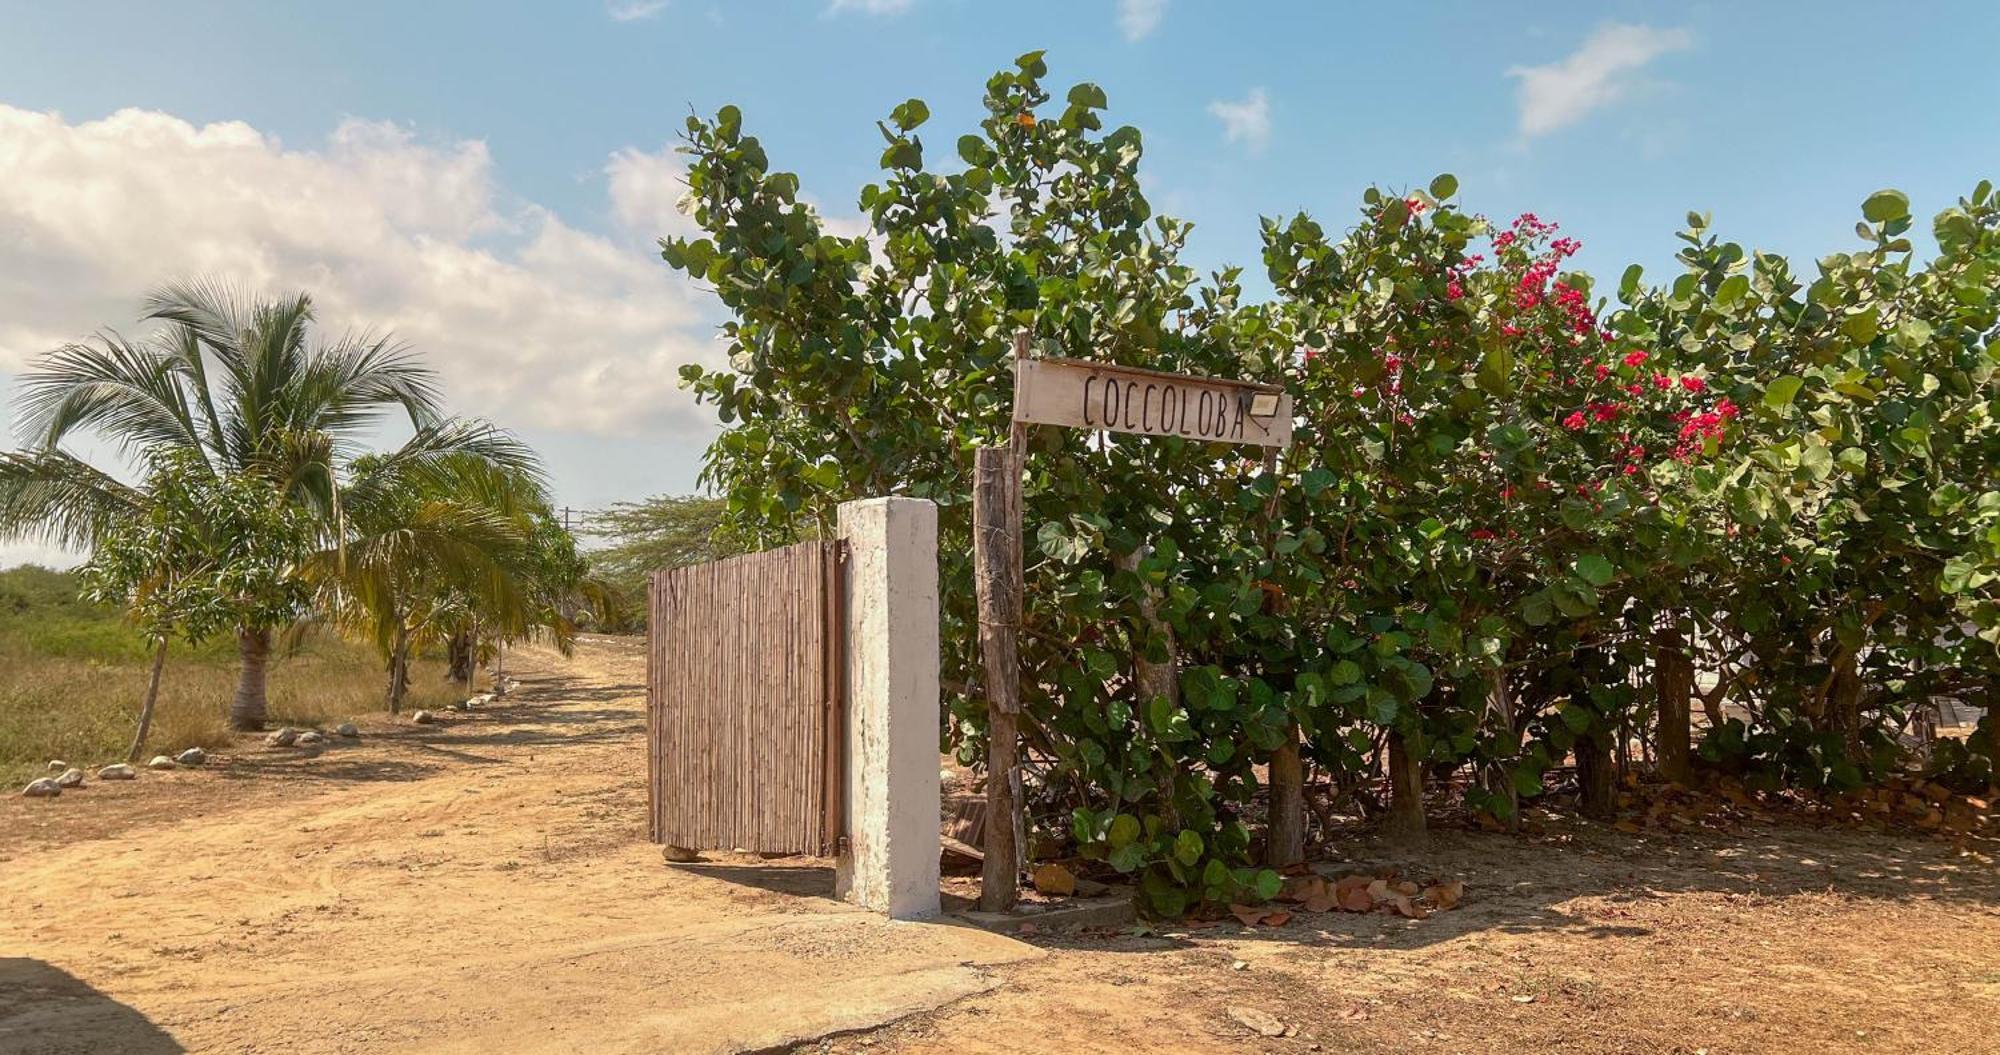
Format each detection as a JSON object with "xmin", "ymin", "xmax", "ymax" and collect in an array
[{"xmin": 0, "ymin": 958, "xmax": 183, "ymax": 1054}]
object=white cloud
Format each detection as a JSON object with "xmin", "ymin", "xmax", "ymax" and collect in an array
[
  {"xmin": 605, "ymin": 146, "xmax": 702, "ymax": 241},
  {"xmin": 607, "ymin": 1, "xmax": 668, "ymax": 22},
  {"xmin": 826, "ymin": 0, "xmax": 912, "ymax": 15},
  {"xmin": 1207, "ymin": 88, "xmax": 1270, "ymax": 152},
  {"xmin": 0, "ymin": 105, "xmax": 727, "ymax": 441},
  {"xmin": 1118, "ymin": 0, "xmax": 1166, "ymax": 41},
  {"xmin": 1507, "ymin": 23, "xmax": 1692, "ymax": 139}
]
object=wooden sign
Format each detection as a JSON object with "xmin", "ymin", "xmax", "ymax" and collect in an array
[{"xmin": 1012, "ymin": 356, "xmax": 1293, "ymax": 448}]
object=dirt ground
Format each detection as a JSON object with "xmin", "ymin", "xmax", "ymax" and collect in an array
[{"xmin": 4, "ymin": 638, "xmax": 1997, "ymax": 1055}]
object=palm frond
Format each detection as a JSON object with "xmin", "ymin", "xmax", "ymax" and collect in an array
[
  {"xmin": 13, "ymin": 333, "xmax": 208, "ymax": 459},
  {"xmin": 0, "ymin": 449, "xmax": 148, "ymax": 548}
]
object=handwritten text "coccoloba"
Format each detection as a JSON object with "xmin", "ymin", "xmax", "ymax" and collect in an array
[{"xmin": 1081, "ymin": 373, "xmax": 1259, "ymax": 441}]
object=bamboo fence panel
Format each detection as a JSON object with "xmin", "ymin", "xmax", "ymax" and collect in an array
[{"xmin": 647, "ymin": 541, "xmax": 843, "ymax": 856}]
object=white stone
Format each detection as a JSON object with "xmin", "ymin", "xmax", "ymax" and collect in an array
[
  {"xmin": 334, "ymin": 723, "xmax": 360, "ymax": 738},
  {"xmin": 97, "ymin": 764, "xmax": 138, "ymax": 780},
  {"xmin": 54, "ymin": 767, "xmax": 85, "ymax": 788},
  {"xmin": 47, "ymin": 760, "xmax": 67, "ymax": 773},
  {"xmin": 832, "ymin": 497, "xmax": 942, "ymax": 921},
  {"xmin": 411, "ymin": 710, "xmax": 436, "ymax": 724},
  {"xmin": 147, "ymin": 755, "xmax": 176, "ymax": 770},
  {"xmin": 265, "ymin": 727, "xmax": 299, "ymax": 747},
  {"xmin": 296, "ymin": 731, "xmax": 325, "ymax": 746},
  {"xmin": 22, "ymin": 778, "xmax": 60, "ymax": 798},
  {"xmin": 175, "ymin": 747, "xmax": 206, "ymax": 766}
]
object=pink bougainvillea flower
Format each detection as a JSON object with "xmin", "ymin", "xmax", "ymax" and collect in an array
[
  {"xmin": 1622, "ymin": 349, "xmax": 1650, "ymax": 369},
  {"xmin": 1563, "ymin": 411, "xmax": 1587, "ymax": 431},
  {"xmin": 1679, "ymin": 375, "xmax": 1707, "ymax": 393}
]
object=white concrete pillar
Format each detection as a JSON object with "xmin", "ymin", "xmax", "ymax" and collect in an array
[{"xmin": 833, "ymin": 497, "xmax": 941, "ymax": 919}]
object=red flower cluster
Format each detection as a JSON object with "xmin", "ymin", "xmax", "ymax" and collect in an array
[
  {"xmin": 1622, "ymin": 349, "xmax": 1650, "ymax": 368},
  {"xmin": 1670, "ymin": 398, "xmax": 1740, "ymax": 460},
  {"xmin": 1551, "ymin": 281, "xmax": 1595, "ymax": 334}
]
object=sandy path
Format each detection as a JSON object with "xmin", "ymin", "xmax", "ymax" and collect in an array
[
  {"xmin": 6, "ymin": 637, "xmax": 1998, "ymax": 1055},
  {"xmin": 0, "ymin": 637, "xmax": 1032, "ymax": 1054}
]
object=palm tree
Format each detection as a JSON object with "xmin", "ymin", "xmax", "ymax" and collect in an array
[
  {"xmin": 317, "ymin": 452, "xmax": 537, "ymax": 712},
  {"xmin": 0, "ymin": 281, "xmax": 533, "ymax": 729}
]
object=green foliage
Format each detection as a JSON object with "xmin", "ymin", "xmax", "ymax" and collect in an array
[
  {"xmin": 586, "ymin": 494, "xmax": 743, "ymax": 625},
  {"xmin": 665, "ymin": 57, "xmax": 1999, "ymax": 914},
  {"xmin": 80, "ymin": 450, "xmax": 315, "ymax": 647}
]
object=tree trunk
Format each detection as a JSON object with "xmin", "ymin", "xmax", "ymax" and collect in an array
[
  {"xmin": 230, "ymin": 626, "xmax": 273, "ymax": 731},
  {"xmin": 1576, "ymin": 728, "xmax": 1616, "ymax": 820},
  {"xmin": 973, "ymin": 442, "xmax": 1024, "ymax": 912},
  {"xmin": 387, "ymin": 626, "xmax": 411, "ymax": 714},
  {"xmin": 1482, "ymin": 668, "xmax": 1520, "ymax": 830},
  {"xmin": 1829, "ymin": 649, "xmax": 1864, "ymax": 762},
  {"xmin": 1381, "ymin": 728, "xmax": 1428, "ymax": 846},
  {"xmin": 126, "ymin": 639, "xmax": 169, "ymax": 763},
  {"xmin": 1112, "ymin": 546, "xmax": 1179, "ymax": 711},
  {"xmin": 446, "ymin": 630, "xmax": 473, "ymax": 686},
  {"xmin": 1654, "ymin": 623, "xmax": 1695, "ymax": 784},
  {"xmin": 1267, "ymin": 726, "xmax": 1306, "ymax": 867},
  {"xmin": 1985, "ymin": 689, "xmax": 2000, "ymax": 796}
]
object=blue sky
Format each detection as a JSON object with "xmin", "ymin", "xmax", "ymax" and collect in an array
[{"xmin": 1, "ymin": 1, "xmax": 1996, "ymax": 565}]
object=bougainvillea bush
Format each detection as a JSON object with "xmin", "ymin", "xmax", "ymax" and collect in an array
[{"xmin": 666, "ymin": 55, "xmax": 2000, "ymax": 914}]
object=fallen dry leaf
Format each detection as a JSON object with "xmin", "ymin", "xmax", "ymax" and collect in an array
[
  {"xmin": 1387, "ymin": 895, "xmax": 1428, "ymax": 919},
  {"xmin": 1279, "ymin": 875, "xmax": 1327, "ymax": 904},
  {"xmin": 1422, "ymin": 880, "xmax": 1465, "ymax": 909},
  {"xmin": 1262, "ymin": 910, "xmax": 1292, "ymax": 927},
  {"xmin": 1337, "ymin": 886, "xmax": 1374, "ymax": 913},
  {"xmin": 1229, "ymin": 903, "xmax": 1265, "ymax": 927},
  {"xmin": 1366, "ymin": 878, "xmax": 1392, "ymax": 902},
  {"xmin": 1303, "ymin": 892, "xmax": 1339, "ymax": 913}
]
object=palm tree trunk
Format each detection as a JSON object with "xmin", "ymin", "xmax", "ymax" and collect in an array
[
  {"xmin": 387, "ymin": 626, "xmax": 411, "ymax": 714},
  {"xmin": 447, "ymin": 629, "xmax": 473, "ymax": 686},
  {"xmin": 126, "ymin": 639, "xmax": 169, "ymax": 762},
  {"xmin": 230, "ymin": 626, "xmax": 272, "ymax": 731}
]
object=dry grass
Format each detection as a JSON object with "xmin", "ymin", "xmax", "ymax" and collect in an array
[
  {"xmin": 0, "ymin": 566, "xmax": 466, "ymax": 784},
  {"xmin": 0, "ymin": 638, "xmax": 464, "ymax": 784}
]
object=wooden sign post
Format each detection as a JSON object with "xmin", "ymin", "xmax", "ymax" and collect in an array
[{"xmin": 972, "ymin": 334, "xmax": 1294, "ymax": 912}]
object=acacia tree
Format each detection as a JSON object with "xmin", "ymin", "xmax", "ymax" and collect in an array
[{"xmin": 80, "ymin": 451, "xmax": 313, "ymax": 759}]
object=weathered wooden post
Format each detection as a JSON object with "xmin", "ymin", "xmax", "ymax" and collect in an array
[{"xmin": 974, "ymin": 331, "xmax": 1031, "ymax": 912}]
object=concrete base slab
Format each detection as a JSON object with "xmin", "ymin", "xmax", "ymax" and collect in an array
[{"xmin": 956, "ymin": 894, "xmax": 1138, "ymax": 934}]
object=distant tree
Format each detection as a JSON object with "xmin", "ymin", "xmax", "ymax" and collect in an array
[
  {"xmin": 79, "ymin": 451, "xmax": 314, "ymax": 759},
  {"xmin": 0, "ymin": 281, "xmax": 534, "ymax": 729},
  {"xmin": 319, "ymin": 451, "xmax": 613, "ymax": 704},
  {"xmin": 587, "ymin": 495, "xmax": 741, "ymax": 623}
]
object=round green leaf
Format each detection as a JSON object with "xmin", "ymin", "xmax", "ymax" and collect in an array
[
  {"xmin": 1763, "ymin": 375, "xmax": 1805, "ymax": 408},
  {"xmin": 1861, "ymin": 189, "xmax": 1910, "ymax": 224}
]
